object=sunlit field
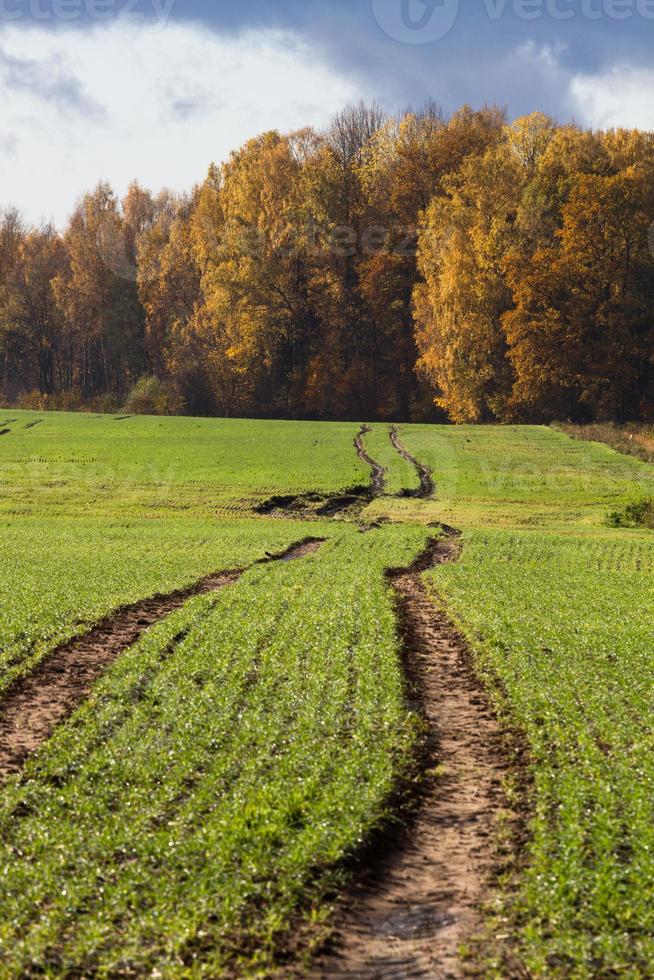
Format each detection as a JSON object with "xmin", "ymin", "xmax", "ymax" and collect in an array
[{"xmin": 1, "ymin": 412, "xmax": 653, "ymax": 976}]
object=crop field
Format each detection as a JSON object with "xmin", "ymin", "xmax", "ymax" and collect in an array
[
  {"xmin": 0, "ymin": 411, "xmax": 368, "ymax": 518},
  {"xmin": 430, "ymin": 528, "xmax": 654, "ymax": 974},
  {"xmin": 0, "ymin": 526, "xmax": 428, "ymax": 977},
  {"xmin": 368, "ymin": 423, "xmax": 654, "ymax": 527},
  {"xmin": 1, "ymin": 410, "xmax": 654, "ymax": 976},
  {"xmin": 0, "ymin": 518, "xmax": 322, "ymax": 697},
  {"xmin": 391, "ymin": 425, "xmax": 654, "ymax": 976},
  {"xmin": 0, "ymin": 410, "xmax": 368, "ymax": 694}
]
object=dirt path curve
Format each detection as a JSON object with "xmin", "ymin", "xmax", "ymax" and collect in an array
[
  {"xmin": 312, "ymin": 534, "xmax": 511, "ymax": 979},
  {"xmin": 390, "ymin": 426, "xmax": 435, "ymax": 499},
  {"xmin": 0, "ymin": 538, "xmax": 323, "ymax": 780},
  {"xmin": 355, "ymin": 425, "xmax": 386, "ymax": 495}
]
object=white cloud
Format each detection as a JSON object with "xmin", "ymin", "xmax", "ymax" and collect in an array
[
  {"xmin": 570, "ymin": 65, "xmax": 654, "ymax": 130},
  {"xmin": 498, "ymin": 43, "xmax": 654, "ymax": 132},
  {"xmin": 0, "ymin": 22, "xmax": 362, "ymax": 226}
]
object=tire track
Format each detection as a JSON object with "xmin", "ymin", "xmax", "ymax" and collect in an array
[
  {"xmin": 390, "ymin": 426, "xmax": 435, "ymax": 499},
  {"xmin": 312, "ymin": 532, "xmax": 514, "ymax": 979},
  {"xmin": 355, "ymin": 425, "xmax": 386, "ymax": 495},
  {"xmin": 0, "ymin": 538, "xmax": 324, "ymax": 780}
]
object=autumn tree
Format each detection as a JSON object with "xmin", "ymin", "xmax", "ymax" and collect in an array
[
  {"xmin": 3, "ymin": 106, "xmax": 654, "ymax": 425},
  {"xmin": 0, "ymin": 209, "xmax": 26, "ymax": 396},
  {"xmin": 12, "ymin": 227, "xmax": 68, "ymax": 394},
  {"xmin": 135, "ymin": 188, "xmax": 200, "ymax": 399},
  {"xmin": 360, "ymin": 104, "xmax": 507, "ymax": 418},
  {"xmin": 414, "ymin": 125, "xmax": 526, "ymax": 422},
  {"xmin": 54, "ymin": 183, "xmax": 147, "ymax": 398},
  {"xmin": 0, "ymin": 213, "xmax": 68, "ymax": 397},
  {"xmin": 505, "ymin": 160, "xmax": 654, "ymax": 420},
  {"xmin": 190, "ymin": 131, "xmax": 327, "ymax": 416},
  {"xmin": 413, "ymin": 114, "xmax": 654, "ymax": 424}
]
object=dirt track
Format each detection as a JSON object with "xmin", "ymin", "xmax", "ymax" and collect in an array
[
  {"xmin": 390, "ymin": 427, "xmax": 435, "ymax": 499},
  {"xmin": 312, "ymin": 534, "xmax": 511, "ymax": 978},
  {"xmin": 356, "ymin": 425, "xmax": 386, "ymax": 495},
  {"xmin": 0, "ymin": 539, "xmax": 323, "ymax": 779}
]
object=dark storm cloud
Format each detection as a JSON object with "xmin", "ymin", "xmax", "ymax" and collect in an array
[
  {"xmin": 162, "ymin": 0, "xmax": 654, "ymax": 119},
  {"xmin": 2, "ymin": 0, "xmax": 652, "ymax": 120}
]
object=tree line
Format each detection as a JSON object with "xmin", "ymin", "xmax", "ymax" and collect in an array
[{"xmin": 3, "ymin": 104, "xmax": 654, "ymax": 422}]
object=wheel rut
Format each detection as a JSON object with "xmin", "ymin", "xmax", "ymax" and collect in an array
[
  {"xmin": 312, "ymin": 532, "xmax": 513, "ymax": 979},
  {"xmin": 0, "ymin": 538, "xmax": 324, "ymax": 780},
  {"xmin": 356, "ymin": 425, "xmax": 386, "ymax": 495},
  {"xmin": 390, "ymin": 426, "xmax": 435, "ymax": 499}
]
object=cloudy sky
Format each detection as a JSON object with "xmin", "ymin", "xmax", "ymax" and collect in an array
[{"xmin": 1, "ymin": 0, "xmax": 652, "ymax": 225}]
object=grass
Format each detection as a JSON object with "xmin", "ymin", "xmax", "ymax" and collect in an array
[
  {"xmin": 0, "ymin": 525, "xmax": 427, "ymax": 978},
  {"xmin": 429, "ymin": 527, "xmax": 654, "ymax": 975},
  {"xmin": 0, "ymin": 410, "xmax": 428, "ymax": 976},
  {"xmin": 365, "ymin": 423, "xmax": 654, "ymax": 527}
]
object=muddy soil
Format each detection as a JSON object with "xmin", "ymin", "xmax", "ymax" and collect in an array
[
  {"xmin": 390, "ymin": 427, "xmax": 435, "ymax": 499},
  {"xmin": 255, "ymin": 490, "xmax": 368, "ymax": 518},
  {"xmin": 356, "ymin": 426, "xmax": 386, "ymax": 495},
  {"xmin": 311, "ymin": 534, "xmax": 512, "ymax": 979},
  {"xmin": 0, "ymin": 539, "xmax": 323, "ymax": 780}
]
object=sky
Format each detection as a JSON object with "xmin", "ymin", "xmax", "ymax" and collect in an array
[{"xmin": 2, "ymin": 0, "xmax": 652, "ymax": 225}]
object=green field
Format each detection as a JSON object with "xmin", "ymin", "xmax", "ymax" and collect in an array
[
  {"xmin": 430, "ymin": 527, "xmax": 654, "ymax": 975},
  {"xmin": 367, "ymin": 423, "xmax": 654, "ymax": 527},
  {"xmin": 392, "ymin": 425, "xmax": 654, "ymax": 976},
  {"xmin": 0, "ymin": 525, "xmax": 427, "ymax": 977},
  {"xmin": 0, "ymin": 411, "xmax": 368, "ymax": 518},
  {"xmin": 1, "ymin": 410, "xmax": 654, "ymax": 976},
  {"xmin": 0, "ymin": 411, "xmax": 368, "ymax": 693}
]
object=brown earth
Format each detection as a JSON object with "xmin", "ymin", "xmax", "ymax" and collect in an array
[
  {"xmin": 311, "ymin": 534, "xmax": 513, "ymax": 979},
  {"xmin": 0, "ymin": 538, "xmax": 323, "ymax": 780},
  {"xmin": 390, "ymin": 427, "xmax": 435, "ymax": 500},
  {"xmin": 255, "ymin": 489, "xmax": 368, "ymax": 518},
  {"xmin": 356, "ymin": 425, "xmax": 386, "ymax": 495}
]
